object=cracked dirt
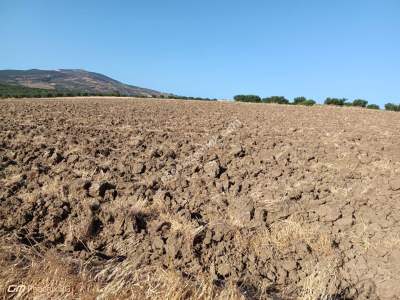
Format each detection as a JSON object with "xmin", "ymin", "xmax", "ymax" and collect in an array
[{"xmin": 1, "ymin": 98, "xmax": 400, "ymax": 299}]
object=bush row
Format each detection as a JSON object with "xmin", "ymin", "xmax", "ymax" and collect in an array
[
  {"xmin": 158, "ymin": 94, "xmax": 217, "ymax": 101},
  {"xmin": 0, "ymin": 84, "xmax": 216, "ymax": 101},
  {"xmin": 234, "ymin": 95, "xmax": 316, "ymax": 106},
  {"xmin": 324, "ymin": 98, "xmax": 378, "ymax": 108},
  {"xmin": 0, "ymin": 91, "xmax": 127, "ymax": 99},
  {"xmin": 234, "ymin": 95, "xmax": 399, "ymax": 111},
  {"xmin": 384, "ymin": 103, "xmax": 400, "ymax": 111},
  {"xmin": 0, "ymin": 84, "xmax": 130, "ymax": 98}
]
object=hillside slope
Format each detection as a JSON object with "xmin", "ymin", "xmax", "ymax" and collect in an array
[{"xmin": 0, "ymin": 69, "xmax": 164, "ymax": 97}]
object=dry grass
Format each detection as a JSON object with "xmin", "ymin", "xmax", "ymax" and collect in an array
[
  {"xmin": 0, "ymin": 237, "xmax": 99, "ymax": 299},
  {"xmin": 299, "ymin": 258, "xmax": 342, "ymax": 300},
  {"xmin": 0, "ymin": 236, "xmax": 245, "ymax": 300},
  {"xmin": 40, "ymin": 178, "xmax": 64, "ymax": 197},
  {"xmin": 1, "ymin": 174, "xmax": 24, "ymax": 188},
  {"xmin": 94, "ymin": 260, "xmax": 244, "ymax": 300},
  {"xmin": 105, "ymin": 195, "xmax": 150, "ymax": 218},
  {"xmin": 0, "ymin": 196, "xmax": 341, "ymax": 299},
  {"xmin": 248, "ymin": 218, "xmax": 342, "ymax": 299},
  {"xmin": 151, "ymin": 191, "xmax": 205, "ymax": 242},
  {"xmin": 158, "ymin": 210, "xmax": 205, "ymax": 242},
  {"xmin": 251, "ymin": 218, "xmax": 334, "ymax": 257}
]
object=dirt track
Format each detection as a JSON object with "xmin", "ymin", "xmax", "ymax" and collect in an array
[{"xmin": 1, "ymin": 98, "xmax": 400, "ymax": 299}]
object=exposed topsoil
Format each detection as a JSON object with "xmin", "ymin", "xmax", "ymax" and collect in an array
[{"xmin": 1, "ymin": 98, "xmax": 400, "ymax": 299}]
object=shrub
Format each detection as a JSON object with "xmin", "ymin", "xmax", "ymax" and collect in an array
[
  {"xmin": 352, "ymin": 99, "xmax": 368, "ymax": 107},
  {"xmin": 262, "ymin": 96, "xmax": 289, "ymax": 104},
  {"xmin": 234, "ymin": 95, "xmax": 261, "ymax": 103},
  {"xmin": 324, "ymin": 98, "xmax": 347, "ymax": 106},
  {"xmin": 300, "ymin": 99, "xmax": 316, "ymax": 106},
  {"xmin": 293, "ymin": 96, "xmax": 307, "ymax": 104},
  {"xmin": 366, "ymin": 104, "xmax": 380, "ymax": 110},
  {"xmin": 111, "ymin": 91, "xmax": 121, "ymax": 97},
  {"xmin": 293, "ymin": 97, "xmax": 316, "ymax": 106},
  {"xmin": 385, "ymin": 103, "xmax": 400, "ymax": 111}
]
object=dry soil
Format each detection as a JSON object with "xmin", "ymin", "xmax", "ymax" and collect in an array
[{"xmin": 1, "ymin": 98, "xmax": 400, "ymax": 299}]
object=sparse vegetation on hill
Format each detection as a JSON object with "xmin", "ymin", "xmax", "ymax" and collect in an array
[
  {"xmin": 0, "ymin": 69, "xmax": 164, "ymax": 97},
  {"xmin": 0, "ymin": 83, "xmax": 53, "ymax": 98},
  {"xmin": 0, "ymin": 83, "xmax": 132, "ymax": 99},
  {"xmin": 0, "ymin": 83, "xmax": 215, "ymax": 101}
]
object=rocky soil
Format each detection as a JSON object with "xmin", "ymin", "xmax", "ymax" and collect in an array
[{"xmin": 1, "ymin": 98, "xmax": 400, "ymax": 299}]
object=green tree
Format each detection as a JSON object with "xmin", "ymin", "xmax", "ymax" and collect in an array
[
  {"xmin": 234, "ymin": 95, "xmax": 262, "ymax": 103},
  {"xmin": 262, "ymin": 96, "xmax": 289, "ymax": 104},
  {"xmin": 324, "ymin": 98, "xmax": 347, "ymax": 106},
  {"xmin": 385, "ymin": 103, "xmax": 400, "ymax": 111},
  {"xmin": 352, "ymin": 99, "xmax": 368, "ymax": 107},
  {"xmin": 293, "ymin": 97, "xmax": 316, "ymax": 106},
  {"xmin": 300, "ymin": 99, "xmax": 316, "ymax": 106},
  {"xmin": 366, "ymin": 104, "xmax": 380, "ymax": 110},
  {"xmin": 293, "ymin": 96, "xmax": 307, "ymax": 104}
]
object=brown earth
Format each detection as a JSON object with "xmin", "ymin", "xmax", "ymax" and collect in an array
[{"xmin": 1, "ymin": 98, "xmax": 400, "ymax": 299}]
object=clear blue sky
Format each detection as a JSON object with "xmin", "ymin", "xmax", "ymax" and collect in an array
[{"xmin": 1, "ymin": 0, "xmax": 399, "ymax": 105}]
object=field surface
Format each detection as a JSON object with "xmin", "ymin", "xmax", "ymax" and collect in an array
[{"xmin": 1, "ymin": 98, "xmax": 400, "ymax": 299}]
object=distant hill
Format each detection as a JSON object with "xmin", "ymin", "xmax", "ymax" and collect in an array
[{"xmin": 0, "ymin": 69, "xmax": 165, "ymax": 97}]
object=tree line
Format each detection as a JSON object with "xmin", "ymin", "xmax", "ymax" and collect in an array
[
  {"xmin": 157, "ymin": 94, "xmax": 217, "ymax": 101},
  {"xmin": 0, "ymin": 84, "xmax": 129, "ymax": 99},
  {"xmin": 234, "ymin": 95, "xmax": 316, "ymax": 106},
  {"xmin": 0, "ymin": 83, "xmax": 216, "ymax": 101},
  {"xmin": 234, "ymin": 95, "xmax": 399, "ymax": 111}
]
